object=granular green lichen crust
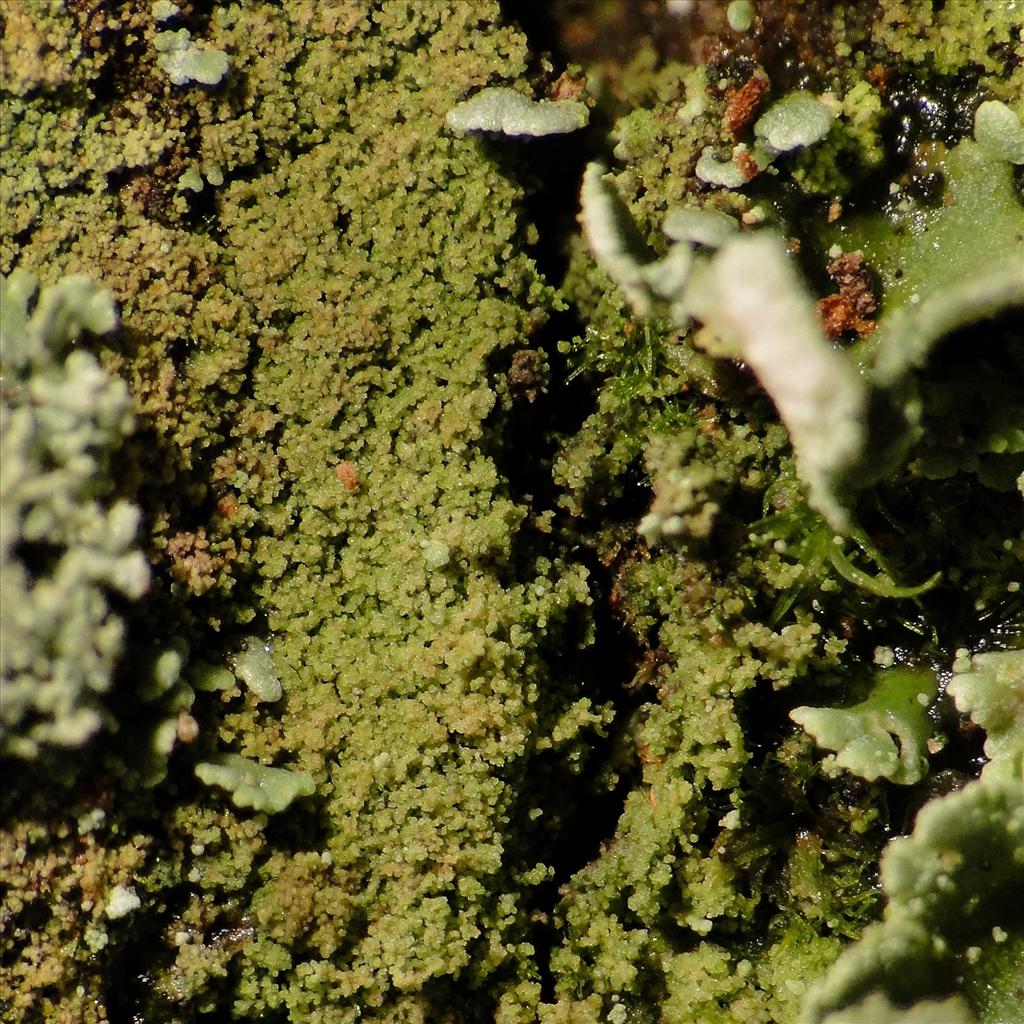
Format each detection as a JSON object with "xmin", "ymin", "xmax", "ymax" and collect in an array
[
  {"xmin": 2, "ymin": 1, "xmax": 1023, "ymax": 1022},
  {"xmin": 2, "ymin": 3, "xmax": 598, "ymax": 1020}
]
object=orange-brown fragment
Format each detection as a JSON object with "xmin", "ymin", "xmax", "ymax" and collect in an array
[
  {"xmin": 818, "ymin": 294, "xmax": 861, "ymax": 337},
  {"xmin": 817, "ymin": 251, "xmax": 878, "ymax": 337},
  {"xmin": 697, "ymin": 402, "xmax": 719, "ymax": 437},
  {"xmin": 866, "ymin": 64, "xmax": 889, "ymax": 94},
  {"xmin": 335, "ymin": 460, "xmax": 360, "ymax": 492},
  {"xmin": 166, "ymin": 528, "xmax": 222, "ymax": 595},
  {"xmin": 735, "ymin": 146, "xmax": 760, "ymax": 181},
  {"xmin": 637, "ymin": 744, "xmax": 663, "ymax": 766},
  {"xmin": 724, "ymin": 71, "xmax": 770, "ymax": 138},
  {"xmin": 549, "ymin": 70, "xmax": 587, "ymax": 103},
  {"xmin": 217, "ymin": 494, "xmax": 240, "ymax": 519},
  {"xmin": 176, "ymin": 711, "xmax": 200, "ymax": 744}
]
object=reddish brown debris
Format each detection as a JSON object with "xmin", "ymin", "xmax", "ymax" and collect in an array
[
  {"xmin": 724, "ymin": 71, "xmax": 770, "ymax": 138},
  {"xmin": 818, "ymin": 294, "xmax": 860, "ymax": 337},
  {"xmin": 216, "ymin": 494, "xmax": 240, "ymax": 520},
  {"xmin": 735, "ymin": 146, "xmax": 761, "ymax": 181},
  {"xmin": 829, "ymin": 252, "xmax": 878, "ymax": 317},
  {"xmin": 817, "ymin": 251, "xmax": 878, "ymax": 338},
  {"xmin": 866, "ymin": 64, "xmax": 889, "ymax": 95},
  {"xmin": 507, "ymin": 348, "xmax": 547, "ymax": 403},
  {"xmin": 166, "ymin": 528, "xmax": 222, "ymax": 595},
  {"xmin": 549, "ymin": 70, "xmax": 587, "ymax": 103},
  {"xmin": 697, "ymin": 402, "xmax": 720, "ymax": 437},
  {"xmin": 335, "ymin": 460, "xmax": 360, "ymax": 492}
]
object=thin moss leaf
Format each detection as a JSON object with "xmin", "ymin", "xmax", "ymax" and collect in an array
[
  {"xmin": 791, "ymin": 667, "xmax": 937, "ymax": 785},
  {"xmin": 687, "ymin": 232, "xmax": 866, "ymax": 531},
  {"xmin": 446, "ymin": 86, "xmax": 588, "ymax": 136},
  {"xmin": 826, "ymin": 539, "xmax": 941, "ymax": 600},
  {"xmin": 755, "ymin": 92, "xmax": 835, "ymax": 152},
  {"xmin": 802, "ymin": 778, "xmax": 1024, "ymax": 1023},
  {"xmin": 947, "ymin": 648, "xmax": 1024, "ymax": 782},
  {"xmin": 195, "ymin": 754, "xmax": 315, "ymax": 813},
  {"xmin": 974, "ymin": 100, "xmax": 1024, "ymax": 164}
]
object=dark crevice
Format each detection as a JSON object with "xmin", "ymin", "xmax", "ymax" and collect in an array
[{"xmin": 484, "ymin": 2, "xmax": 653, "ymax": 1004}]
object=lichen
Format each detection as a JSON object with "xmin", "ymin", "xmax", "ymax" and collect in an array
[
  {"xmin": 549, "ymin": 2, "xmax": 1023, "ymax": 1019},
  {"xmin": 685, "ymin": 231, "xmax": 868, "ymax": 531},
  {"xmin": 0, "ymin": 270, "xmax": 148, "ymax": 758},
  {"xmin": 154, "ymin": 28, "xmax": 230, "ymax": 88},
  {"xmin": 446, "ymin": 85, "xmax": 589, "ymax": 136},
  {"xmin": 947, "ymin": 648, "xmax": 1024, "ymax": 783},
  {"xmin": 195, "ymin": 754, "xmax": 314, "ymax": 814},
  {"xmin": 753, "ymin": 91, "xmax": 835, "ymax": 153},
  {"xmin": 974, "ymin": 100, "xmax": 1024, "ymax": 164},
  {"xmin": 2, "ymin": 1, "xmax": 1022, "ymax": 1021},
  {"xmin": 230, "ymin": 637, "xmax": 282, "ymax": 703},
  {"xmin": 791, "ymin": 667, "xmax": 939, "ymax": 786},
  {"xmin": 802, "ymin": 776, "xmax": 1024, "ymax": 1024}
]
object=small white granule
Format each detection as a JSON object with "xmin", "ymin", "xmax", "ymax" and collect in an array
[{"xmin": 105, "ymin": 885, "xmax": 141, "ymax": 920}]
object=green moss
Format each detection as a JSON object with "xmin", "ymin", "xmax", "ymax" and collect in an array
[
  {"xmin": 866, "ymin": 0, "xmax": 1024, "ymax": 99},
  {"xmin": 542, "ymin": 2, "xmax": 1023, "ymax": 1019},
  {"xmin": 790, "ymin": 82, "xmax": 886, "ymax": 196},
  {"xmin": 1, "ymin": 1, "xmax": 602, "ymax": 1019}
]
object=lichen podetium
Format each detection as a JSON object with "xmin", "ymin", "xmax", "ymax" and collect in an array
[{"xmin": 1, "ymin": 2, "xmax": 1021, "ymax": 1022}]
